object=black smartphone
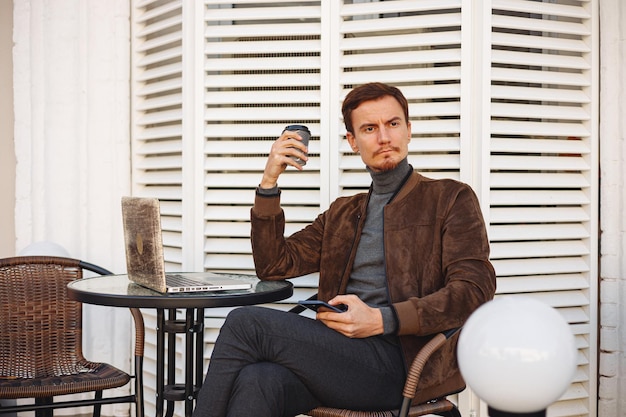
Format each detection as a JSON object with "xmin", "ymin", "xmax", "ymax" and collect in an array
[{"xmin": 297, "ymin": 300, "xmax": 347, "ymax": 313}]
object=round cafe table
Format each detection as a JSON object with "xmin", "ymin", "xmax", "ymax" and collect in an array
[{"xmin": 68, "ymin": 273, "xmax": 293, "ymax": 417}]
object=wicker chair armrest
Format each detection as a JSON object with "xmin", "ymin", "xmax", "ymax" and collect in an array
[
  {"xmin": 129, "ymin": 307, "xmax": 145, "ymax": 358},
  {"xmin": 402, "ymin": 327, "xmax": 462, "ymax": 399}
]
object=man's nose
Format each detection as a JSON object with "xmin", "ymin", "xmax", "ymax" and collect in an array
[{"xmin": 378, "ymin": 127, "xmax": 391, "ymax": 143}]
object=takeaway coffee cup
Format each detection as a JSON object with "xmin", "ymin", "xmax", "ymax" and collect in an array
[{"xmin": 283, "ymin": 124, "xmax": 310, "ymax": 166}]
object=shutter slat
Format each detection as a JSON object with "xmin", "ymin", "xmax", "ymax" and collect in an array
[
  {"xmin": 206, "ymin": 172, "xmax": 320, "ymax": 188},
  {"xmin": 136, "ymin": 62, "xmax": 182, "ymax": 82},
  {"xmin": 205, "ymin": 106, "xmax": 320, "ymax": 122},
  {"xmin": 205, "ymin": 73, "xmax": 321, "ymax": 88},
  {"xmin": 206, "ymin": 56, "xmax": 320, "ymax": 71},
  {"xmin": 490, "ymin": 207, "xmax": 590, "ymax": 224},
  {"xmin": 495, "ymin": 274, "xmax": 588, "ymax": 294},
  {"xmin": 339, "ymin": 67, "xmax": 461, "ymax": 85},
  {"xmin": 504, "ymin": 290, "xmax": 589, "ymax": 309},
  {"xmin": 136, "ymin": 155, "xmax": 182, "ymax": 170},
  {"xmin": 492, "ymin": 103, "xmax": 589, "ymax": 121},
  {"xmin": 492, "ymin": 85, "xmax": 590, "ymax": 104},
  {"xmin": 205, "ymin": 238, "xmax": 251, "ymax": 254},
  {"xmin": 206, "ymin": 222, "xmax": 251, "ymax": 238},
  {"xmin": 135, "ymin": 14, "xmax": 182, "ymax": 38},
  {"xmin": 489, "ymin": 224, "xmax": 590, "ymax": 242},
  {"xmin": 492, "ymin": 14, "xmax": 590, "ymax": 36},
  {"xmin": 492, "ymin": 67, "xmax": 589, "ymax": 87},
  {"xmin": 341, "ymin": 14, "xmax": 462, "ymax": 34},
  {"xmin": 203, "ymin": 124, "xmax": 321, "ymax": 139},
  {"xmin": 547, "ymin": 399, "xmax": 589, "ymax": 417},
  {"xmin": 135, "ymin": 126, "xmax": 182, "ymax": 142},
  {"xmin": 492, "ymin": 50, "xmax": 590, "ymax": 70},
  {"xmin": 205, "ymin": 89, "xmax": 320, "ymax": 105},
  {"xmin": 341, "ymin": 49, "xmax": 461, "ymax": 68},
  {"xmin": 408, "ymin": 138, "xmax": 460, "ymax": 152},
  {"xmin": 492, "ymin": 32, "xmax": 590, "ymax": 53},
  {"xmin": 491, "ymin": 240, "xmax": 589, "ymax": 259},
  {"xmin": 341, "ymin": 0, "xmax": 462, "ymax": 16},
  {"xmin": 134, "ymin": 0, "xmax": 181, "ymax": 25},
  {"xmin": 205, "ymin": 156, "xmax": 319, "ymax": 172},
  {"xmin": 207, "ymin": 39, "xmax": 320, "ymax": 54},
  {"xmin": 204, "ymin": 254, "xmax": 255, "ymax": 271},
  {"xmin": 491, "ymin": 138, "xmax": 590, "ymax": 154},
  {"xmin": 135, "ymin": 77, "xmax": 183, "ymax": 97},
  {"xmin": 492, "ymin": 0, "xmax": 591, "ymax": 19},
  {"xmin": 490, "ymin": 155, "xmax": 589, "ymax": 171},
  {"xmin": 205, "ymin": 5, "xmax": 320, "ymax": 22},
  {"xmin": 136, "ymin": 30, "xmax": 182, "ymax": 53},
  {"xmin": 492, "ymin": 257, "xmax": 589, "ymax": 277},
  {"xmin": 136, "ymin": 46, "xmax": 183, "ymax": 68},
  {"xmin": 136, "ymin": 141, "xmax": 182, "ymax": 156},
  {"xmin": 491, "ymin": 172, "xmax": 590, "ymax": 188},
  {"xmin": 491, "ymin": 190, "xmax": 589, "ymax": 205},
  {"xmin": 136, "ymin": 109, "xmax": 183, "ymax": 126},
  {"xmin": 135, "ymin": 170, "xmax": 182, "ymax": 185},
  {"xmin": 204, "ymin": 141, "xmax": 285, "ymax": 154},
  {"xmin": 491, "ymin": 120, "xmax": 590, "ymax": 137},
  {"xmin": 558, "ymin": 307, "xmax": 590, "ymax": 325},
  {"xmin": 400, "ymin": 84, "xmax": 461, "ymax": 100},
  {"xmin": 341, "ymin": 31, "xmax": 461, "ymax": 51},
  {"xmin": 206, "ymin": 23, "xmax": 320, "ymax": 38},
  {"xmin": 136, "ymin": 94, "xmax": 182, "ymax": 112}
]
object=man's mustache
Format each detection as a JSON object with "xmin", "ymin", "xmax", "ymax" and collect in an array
[{"xmin": 375, "ymin": 146, "xmax": 400, "ymax": 155}]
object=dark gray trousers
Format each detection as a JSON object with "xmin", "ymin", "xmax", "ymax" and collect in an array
[{"xmin": 192, "ymin": 306, "xmax": 406, "ymax": 417}]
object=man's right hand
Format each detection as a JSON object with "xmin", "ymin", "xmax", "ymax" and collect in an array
[{"xmin": 259, "ymin": 130, "xmax": 309, "ymax": 189}]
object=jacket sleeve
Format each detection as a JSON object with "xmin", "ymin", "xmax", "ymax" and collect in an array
[{"xmin": 250, "ymin": 192, "xmax": 325, "ymax": 280}]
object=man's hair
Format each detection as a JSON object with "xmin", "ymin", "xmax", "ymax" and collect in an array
[{"xmin": 341, "ymin": 82, "xmax": 409, "ymax": 134}]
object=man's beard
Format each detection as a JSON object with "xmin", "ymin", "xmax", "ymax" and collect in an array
[{"xmin": 375, "ymin": 148, "xmax": 401, "ymax": 172}]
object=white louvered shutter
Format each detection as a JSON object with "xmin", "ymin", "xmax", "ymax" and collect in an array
[
  {"xmin": 131, "ymin": 1, "xmax": 598, "ymax": 417},
  {"xmin": 201, "ymin": 1, "xmax": 325, "ymax": 382},
  {"xmin": 487, "ymin": 1, "xmax": 597, "ymax": 416},
  {"xmin": 131, "ymin": 2, "xmax": 185, "ymax": 415}
]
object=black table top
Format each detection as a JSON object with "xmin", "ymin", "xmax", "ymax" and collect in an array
[{"xmin": 67, "ymin": 272, "xmax": 293, "ymax": 309}]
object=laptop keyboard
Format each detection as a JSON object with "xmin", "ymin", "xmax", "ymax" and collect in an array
[{"xmin": 166, "ymin": 274, "xmax": 211, "ymax": 287}]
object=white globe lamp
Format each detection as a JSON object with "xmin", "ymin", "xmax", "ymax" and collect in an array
[{"xmin": 458, "ymin": 296, "xmax": 577, "ymax": 417}]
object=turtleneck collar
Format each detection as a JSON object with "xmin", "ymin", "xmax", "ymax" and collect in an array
[{"xmin": 367, "ymin": 157, "xmax": 412, "ymax": 195}]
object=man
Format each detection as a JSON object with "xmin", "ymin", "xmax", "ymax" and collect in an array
[{"xmin": 193, "ymin": 82, "xmax": 496, "ymax": 417}]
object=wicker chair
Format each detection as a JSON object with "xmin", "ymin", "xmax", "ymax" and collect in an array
[
  {"xmin": 0, "ymin": 256, "xmax": 144, "ymax": 417},
  {"xmin": 291, "ymin": 300, "xmax": 462, "ymax": 417}
]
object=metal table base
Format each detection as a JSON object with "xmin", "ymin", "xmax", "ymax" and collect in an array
[{"xmin": 156, "ymin": 308, "xmax": 205, "ymax": 417}]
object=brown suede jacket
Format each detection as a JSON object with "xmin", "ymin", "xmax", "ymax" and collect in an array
[{"xmin": 250, "ymin": 171, "xmax": 496, "ymax": 404}]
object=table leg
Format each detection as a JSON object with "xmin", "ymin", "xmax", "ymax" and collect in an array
[
  {"xmin": 156, "ymin": 309, "xmax": 165, "ymax": 417},
  {"xmin": 195, "ymin": 308, "xmax": 205, "ymax": 391},
  {"xmin": 166, "ymin": 308, "xmax": 177, "ymax": 417},
  {"xmin": 184, "ymin": 309, "xmax": 194, "ymax": 417},
  {"xmin": 155, "ymin": 307, "xmax": 206, "ymax": 417}
]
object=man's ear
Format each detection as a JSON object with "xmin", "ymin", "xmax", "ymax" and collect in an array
[{"xmin": 346, "ymin": 132, "xmax": 359, "ymax": 153}]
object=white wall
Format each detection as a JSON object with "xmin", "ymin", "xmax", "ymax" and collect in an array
[
  {"xmin": 0, "ymin": 0, "xmax": 15, "ymax": 258},
  {"xmin": 598, "ymin": 1, "xmax": 626, "ymax": 416},
  {"xmin": 12, "ymin": 1, "xmax": 133, "ymax": 415}
]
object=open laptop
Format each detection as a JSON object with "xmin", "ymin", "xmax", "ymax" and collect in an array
[{"xmin": 121, "ymin": 196, "xmax": 252, "ymax": 294}]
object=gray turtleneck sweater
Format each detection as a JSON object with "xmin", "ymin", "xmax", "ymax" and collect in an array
[
  {"xmin": 257, "ymin": 158, "xmax": 412, "ymax": 336},
  {"xmin": 346, "ymin": 157, "xmax": 412, "ymax": 336}
]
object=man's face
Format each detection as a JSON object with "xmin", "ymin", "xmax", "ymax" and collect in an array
[{"xmin": 345, "ymin": 95, "xmax": 411, "ymax": 173}]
